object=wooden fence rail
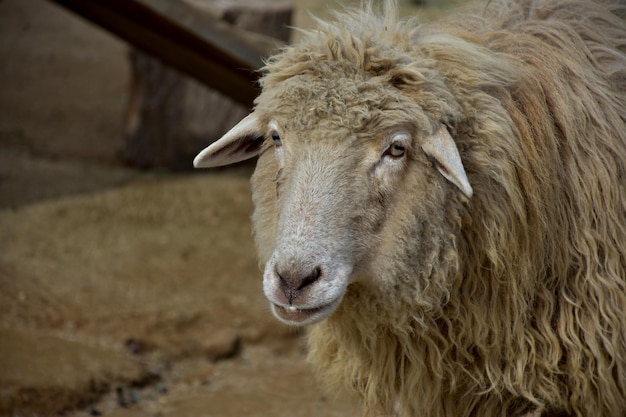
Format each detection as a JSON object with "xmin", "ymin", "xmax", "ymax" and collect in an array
[{"xmin": 49, "ymin": 0, "xmax": 285, "ymax": 106}]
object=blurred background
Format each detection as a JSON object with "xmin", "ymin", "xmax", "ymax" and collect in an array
[{"xmin": 0, "ymin": 0, "xmax": 458, "ymax": 415}]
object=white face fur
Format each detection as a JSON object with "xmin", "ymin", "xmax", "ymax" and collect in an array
[
  {"xmin": 194, "ymin": 113, "xmax": 471, "ymax": 326},
  {"xmin": 262, "ymin": 121, "xmax": 416, "ymax": 325}
]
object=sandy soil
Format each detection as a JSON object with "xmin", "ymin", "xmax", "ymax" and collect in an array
[{"xmin": 0, "ymin": 0, "xmax": 458, "ymax": 415}]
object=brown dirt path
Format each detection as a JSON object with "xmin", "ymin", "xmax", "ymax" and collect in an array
[{"xmin": 0, "ymin": 0, "xmax": 458, "ymax": 415}]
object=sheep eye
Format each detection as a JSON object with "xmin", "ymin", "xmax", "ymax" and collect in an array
[
  {"xmin": 271, "ymin": 133, "xmax": 282, "ymax": 146},
  {"xmin": 385, "ymin": 143, "xmax": 406, "ymax": 158}
]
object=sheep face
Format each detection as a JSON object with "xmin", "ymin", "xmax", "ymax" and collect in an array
[
  {"xmin": 257, "ymin": 119, "xmax": 417, "ymax": 325},
  {"xmin": 194, "ymin": 77, "xmax": 472, "ymax": 326}
]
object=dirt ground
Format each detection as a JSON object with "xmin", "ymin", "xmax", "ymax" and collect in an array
[{"xmin": 0, "ymin": 0, "xmax": 458, "ymax": 416}]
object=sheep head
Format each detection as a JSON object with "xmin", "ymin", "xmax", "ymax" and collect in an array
[
  {"xmin": 194, "ymin": 76, "xmax": 472, "ymax": 326},
  {"xmin": 194, "ymin": 12, "xmax": 474, "ymax": 325}
]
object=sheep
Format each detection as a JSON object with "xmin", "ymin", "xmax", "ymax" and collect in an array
[{"xmin": 193, "ymin": 0, "xmax": 626, "ymax": 416}]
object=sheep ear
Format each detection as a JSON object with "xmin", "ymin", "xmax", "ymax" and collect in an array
[
  {"xmin": 421, "ymin": 125, "xmax": 473, "ymax": 198},
  {"xmin": 193, "ymin": 113, "xmax": 264, "ymax": 168}
]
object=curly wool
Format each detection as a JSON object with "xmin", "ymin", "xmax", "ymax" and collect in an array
[{"xmin": 254, "ymin": 1, "xmax": 626, "ymax": 416}]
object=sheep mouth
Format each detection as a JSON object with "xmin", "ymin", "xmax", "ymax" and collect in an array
[{"xmin": 271, "ymin": 299, "xmax": 340, "ymax": 325}]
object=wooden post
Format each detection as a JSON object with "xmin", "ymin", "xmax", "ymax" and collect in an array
[{"xmin": 122, "ymin": 0, "xmax": 292, "ymax": 169}]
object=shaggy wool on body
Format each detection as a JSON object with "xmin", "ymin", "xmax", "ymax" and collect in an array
[{"xmin": 195, "ymin": 0, "xmax": 626, "ymax": 416}]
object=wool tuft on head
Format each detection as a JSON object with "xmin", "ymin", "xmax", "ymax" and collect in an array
[{"xmin": 194, "ymin": 0, "xmax": 626, "ymax": 416}]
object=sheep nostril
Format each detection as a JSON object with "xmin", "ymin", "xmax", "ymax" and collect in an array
[
  {"xmin": 296, "ymin": 266, "xmax": 321, "ymax": 291},
  {"xmin": 276, "ymin": 265, "xmax": 322, "ymax": 303}
]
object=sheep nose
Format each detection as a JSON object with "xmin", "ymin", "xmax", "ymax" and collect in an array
[{"xmin": 276, "ymin": 265, "xmax": 321, "ymax": 304}]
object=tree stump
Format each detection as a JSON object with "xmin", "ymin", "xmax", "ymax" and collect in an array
[{"xmin": 123, "ymin": 0, "xmax": 292, "ymax": 169}]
